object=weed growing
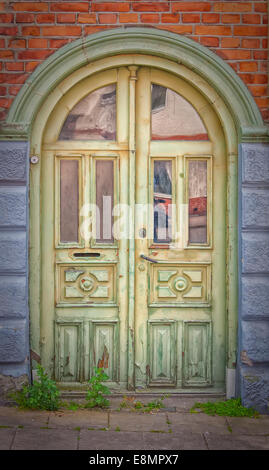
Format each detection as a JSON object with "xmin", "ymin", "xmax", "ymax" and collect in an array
[
  {"xmin": 85, "ymin": 367, "xmax": 111, "ymax": 409},
  {"xmin": 119, "ymin": 394, "xmax": 169, "ymax": 413},
  {"xmin": 11, "ymin": 364, "xmax": 61, "ymax": 411},
  {"xmin": 190, "ymin": 398, "xmax": 259, "ymax": 418}
]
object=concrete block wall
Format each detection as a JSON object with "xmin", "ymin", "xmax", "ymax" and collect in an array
[
  {"xmin": 238, "ymin": 143, "xmax": 269, "ymax": 414},
  {"xmin": 0, "ymin": 141, "xmax": 29, "ymax": 390}
]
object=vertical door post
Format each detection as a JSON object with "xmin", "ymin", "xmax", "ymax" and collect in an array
[{"xmin": 127, "ymin": 66, "xmax": 138, "ymax": 390}]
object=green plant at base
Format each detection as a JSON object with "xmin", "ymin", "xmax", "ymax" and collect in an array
[
  {"xmin": 119, "ymin": 394, "xmax": 169, "ymax": 413},
  {"xmin": 190, "ymin": 398, "xmax": 259, "ymax": 418},
  {"xmin": 85, "ymin": 367, "xmax": 111, "ymax": 408},
  {"xmin": 11, "ymin": 364, "xmax": 60, "ymax": 411},
  {"xmin": 143, "ymin": 395, "xmax": 168, "ymax": 412}
]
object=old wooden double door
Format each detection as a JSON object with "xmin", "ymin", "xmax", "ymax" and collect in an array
[{"xmin": 41, "ymin": 65, "xmax": 226, "ymax": 391}]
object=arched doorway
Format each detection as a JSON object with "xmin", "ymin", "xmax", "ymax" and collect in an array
[
  {"xmin": 32, "ymin": 57, "xmax": 232, "ymax": 393},
  {"xmin": 12, "ymin": 27, "xmax": 263, "ymax": 395}
]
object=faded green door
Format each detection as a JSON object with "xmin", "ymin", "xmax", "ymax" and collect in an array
[
  {"xmin": 134, "ymin": 68, "xmax": 226, "ymax": 391},
  {"xmin": 41, "ymin": 63, "xmax": 226, "ymax": 391}
]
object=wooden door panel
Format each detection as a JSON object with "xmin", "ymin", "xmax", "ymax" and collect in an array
[
  {"xmin": 149, "ymin": 263, "xmax": 211, "ymax": 306},
  {"xmin": 92, "ymin": 321, "xmax": 118, "ymax": 381},
  {"xmin": 148, "ymin": 321, "xmax": 176, "ymax": 386},
  {"xmin": 55, "ymin": 322, "xmax": 82, "ymax": 382},
  {"xmin": 183, "ymin": 322, "xmax": 212, "ymax": 386}
]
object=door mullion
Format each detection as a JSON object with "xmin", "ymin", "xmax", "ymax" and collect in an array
[{"xmin": 127, "ymin": 66, "xmax": 137, "ymax": 390}]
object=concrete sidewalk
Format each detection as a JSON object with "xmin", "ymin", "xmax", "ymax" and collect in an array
[{"xmin": 0, "ymin": 396, "xmax": 269, "ymax": 450}]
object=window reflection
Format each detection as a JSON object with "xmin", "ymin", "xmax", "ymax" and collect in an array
[
  {"xmin": 188, "ymin": 160, "xmax": 207, "ymax": 244},
  {"xmin": 154, "ymin": 160, "xmax": 172, "ymax": 243},
  {"xmin": 151, "ymin": 84, "xmax": 208, "ymax": 141},
  {"xmin": 60, "ymin": 159, "xmax": 79, "ymax": 243},
  {"xmin": 59, "ymin": 85, "xmax": 116, "ymax": 140}
]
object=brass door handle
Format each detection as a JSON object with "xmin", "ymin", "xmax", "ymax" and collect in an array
[{"xmin": 140, "ymin": 254, "xmax": 158, "ymax": 264}]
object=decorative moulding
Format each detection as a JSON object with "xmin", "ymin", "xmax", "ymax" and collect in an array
[{"xmin": 0, "ymin": 27, "xmax": 267, "ymax": 142}]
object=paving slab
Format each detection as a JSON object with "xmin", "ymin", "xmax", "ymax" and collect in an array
[
  {"xmin": 48, "ymin": 409, "xmax": 109, "ymax": 429},
  {"xmin": 144, "ymin": 430, "xmax": 207, "ymax": 450},
  {"xmin": 0, "ymin": 427, "xmax": 16, "ymax": 450},
  {"xmin": 79, "ymin": 429, "xmax": 145, "ymax": 450},
  {"xmin": 109, "ymin": 411, "xmax": 169, "ymax": 432},
  {"xmin": 204, "ymin": 432, "xmax": 269, "ymax": 450},
  {"xmin": 167, "ymin": 411, "xmax": 230, "ymax": 435},
  {"xmin": 226, "ymin": 416, "xmax": 269, "ymax": 435},
  {"xmin": 11, "ymin": 427, "xmax": 79, "ymax": 450},
  {"xmin": 0, "ymin": 407, "xmax": 50, "ymax": 427}
]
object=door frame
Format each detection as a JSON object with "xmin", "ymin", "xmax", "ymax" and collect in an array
[{"xmin": 4, "ymin": 28, "xmax": 265, "ymax": 397}]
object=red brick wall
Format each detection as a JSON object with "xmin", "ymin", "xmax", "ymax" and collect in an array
[{"xmin": 0, "ymin": 1, "xmax": 268, "ymax": 122}]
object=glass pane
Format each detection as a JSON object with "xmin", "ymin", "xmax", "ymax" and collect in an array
[
  {"xmin": 151, "ymin": 84, "xmax": 208, "ymax": 141},
  {"xmin": 59, "ymin": 84, "xmax": 116, "ymax": 140},
  {"xmin": 188, "ymin": 160, "xmax": 207, "ymax": 244},
  {"xmin": 60, "ymin": 160, "xmax": 79, "ymax": 243},
  {"xmin": 153, "ymin": 160, "xmax": 172, "ymax": 243},
  {"xmin": 96, "ymin": 160, "xmax": 114, "ymax": 244}
]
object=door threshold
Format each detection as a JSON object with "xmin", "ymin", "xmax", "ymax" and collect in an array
[{"xmin": 60, "ymin": 388, "xmax": 226, "ymax": 399}]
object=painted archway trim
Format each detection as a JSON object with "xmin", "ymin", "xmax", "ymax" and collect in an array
[{"xmin": 1, "ymin": 27, "xmax": 268, "ymax": 141}]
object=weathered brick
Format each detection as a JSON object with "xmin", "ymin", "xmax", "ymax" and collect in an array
[
  {"xmin": 157, "ymin": 25, "xmax": 193, "ymax": 34},
  {"xmin": 42, "ymin": 25, "xmax": 81, "ymax": 36},
  {"xmin": 202, "ymin": 13, "xmax": 220, "ymax": 23},
  {"xmin": 98, "ymin": 13, "xmax": 117, "ymax": 24},
  {"xmin": 161, "ymin": 14, "xmax": 180, "ymax": 24},
  {"xmin": 57, "ymin": 13, "xmax": 76, "ymax": 23},
  {"xmin": 248, "ymin": 84, "xmax": 268, "ymax": 97},
  {"xmin": 214, "ymin": 2, "xmax": 252, "ymax": 12},
  {"xmin": 77, "ymin": 13, "xmax": 96, "ymax": 24},
  {"xmin": 133, "ymin": 2, "xmax": 169, "ymax": 12},
  {"xmin": 92, "ymin": 2, "xmax": 130, "ymax": 12},
  {"xmin": 0, "ymin": 98, "xmax": 13, "ymax": 108},
  {"xmin": 239, "ymin": 61, "xmax": 259, "ymax": 72},
  {"xmin": 11, "ymin": 2, "xmax": 48, "ymax": 12},
  {"xmin": 8, "ymin": 85, "xmax": 21, "ymax": 96},
  {"xmin": 21, "ymin": 26, "xmax": 40, "ymax": 36},
  {"xmin": 255, "ymin": 97, "xmax": 269, "ymax": 108},
  {"xmin": 255, "ymin": 3, "xmax": 268, "ymax": 13},
  {"xmin": 242, "ymin": 38, "xmax": 260, "ymax": 48},
  {"xmin": 221, "ymin": 37, "xmax": 241, "ymax": 48},
  {"xmin": 254, "ymin": 50, "xmax": 268, "ymax": 60},
  {"xmin": 0, "ymin": 13, "xmax": 14, "ymax": 23},
  {"xmin": 25, "ymin": 61, "xmax": 40, "ymax": 72},
  {"xmin": 5, "ymin": 62, "xmax": 23, "ymax": 71},
  {"xmin": 234, "ymin": 26, "xmax": 268, "ymax": 36},
  {"xmin": 15, "ymin": 13, "xmax": 34, "ymax": 23},
  {"xmin": 200, "ymin": 36, "xmax": 219, "ymax": 47},
  {"xmin": 17, "ymin": 50, "xmax": 53, "ymax": 60},
  {"xmin": 0, "ymin": 50, "xmax": 14, "ymax": 59},
  {"xmin": 218, "ymin": 49, "xmax": 251, "ymax": 60},
  {"xmin": 141, "ymin": 14, "xmax": 159, "ymax": 23},
  {"xmin": 28, "ymin": 38, "xmax": 48, "ymax": 48},
  {"xmin": 182, "ymin": 13, "xmax": 200, "ymax": 23},
  {"xmin": 0, "ymin": 73, "xmax": 27, "ymax": 84},
  {"xmin": 119, "ymin": 13, "xmax": 139, "ymax": 23},
  {"xmin": 50, "ymin": 3, "xmax": 88, "ymax": 12},
  {"xmin": 242, "ymin": 14, "xmax": 261, "ymax": 24},
  {"xmin": 36, "ymin": 14, "xmax": 55, "ymax": 24},
  {"xmin": 0, "ymin": 26, "xmax": 18, "ymax": 35},
  {"xmin": 221, "ymin": 14, "xmax": 240, "ymax": 24},
  {"xmin": 195, "ymin": 25, "xmax": 232, "ymax": 35},
  {"xmin": 239, "ymin": 73, "xmax": 268, "ymax": 85},
  {"xmin": 172, "ymin": 2, "xmax": 211, "ymax": 12},
  {"xmin": 8, "ymin": 39, "xmax": 26, "ymax": 48},
  {"xmin": 84, "ymin": 25, "xmax": 116, "ymax": 35},
  {"xmin": 49, "ymin": 38, "xmax": 70, "ymax": 48}
]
